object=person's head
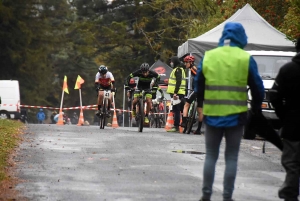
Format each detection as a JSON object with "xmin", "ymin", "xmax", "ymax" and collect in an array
[
  {"xmin": 296, "ymin": 38, "xmax": 300, "ymax": 53},
  {"xmin": 219, "ymin": 22, "xmax": 248, "ymax": 49},
  {"xmin": 184, "ymin": 55, "xmax": 195, "ymax": 68},
  {"xmin": 40, "ymin": 108, "xmax": 43, "ymax": 112},
  {"xmin": 98, "ymin": 65, "xmax": 108, "ymax": 75},
  {"xmin": 170, "ymin": 56, "xmax": 180, "ymax": 68},
  {"xmin": 140, "ymin": 63, "xmax": 150, "ymax": 76}
]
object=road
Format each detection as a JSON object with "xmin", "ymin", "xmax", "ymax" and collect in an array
[{"xmin": 12, "ymin": 124, "xmax": 289, "ymax": 201}]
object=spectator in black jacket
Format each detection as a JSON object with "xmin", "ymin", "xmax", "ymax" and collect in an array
[{"xmin": 270, "ymin": 38, "xmax": 300, "ymax": 201}]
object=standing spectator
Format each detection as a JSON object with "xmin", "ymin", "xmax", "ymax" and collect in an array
[
  {"xmin": 180, "ymin": 55, "xmax": 204, "ymax": 134},
  {"xmin": 71, "ymin": 112, "xmax": 79, "ymax": 124},
  {"xmin": 50, "ymin": 111, "xmax": 57, "ymax": 124},
  {"xmin": 270, "ymin": 38, "xmax": 300, "ymax": 201},
  {"xmin": 117, "ymin": 110, "xmax": 123, "ymax": 127},
  {"xmin": 194, "ymin": 22, "xmax": 264, "ymax": 201},
  {"xmin": 166, "ymin": 56, "xmax": 186, "ymax": 132},
  {"xmin": 36, "ymin": 108, "xmax": 46, "ymax": 124}
]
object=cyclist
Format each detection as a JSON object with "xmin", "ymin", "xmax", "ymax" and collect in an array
[
  {"xmin": 125, "ymin": 63, "xmax": 160, "ymax": 124},
  {"xmin": 95, "ymin": 65, "xmax": 115, "ymax": 118},
  {"xmin": 180, "ymin": 55, "xmax": 203, "ymax": 134}
]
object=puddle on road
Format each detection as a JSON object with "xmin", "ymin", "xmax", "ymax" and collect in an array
[{"xmin": 172, "ymin": 150, "xmax": 205, "ymax": 155}]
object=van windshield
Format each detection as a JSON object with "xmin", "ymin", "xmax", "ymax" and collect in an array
[{"xmin": 253, "ymin": 55, "xmax": 293, "ymax": 79}]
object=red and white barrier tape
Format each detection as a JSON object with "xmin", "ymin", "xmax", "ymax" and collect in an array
[{"xmin": 1, "ymin": 104, "xmax": 167, "ymax": 114}]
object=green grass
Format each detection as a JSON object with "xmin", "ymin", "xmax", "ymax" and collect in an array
[{"xmin": 0, "ymin": 119, "xmax": 24, "ymax": 181}]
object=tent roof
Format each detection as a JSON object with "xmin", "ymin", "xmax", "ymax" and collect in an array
[{"xmin": 177, "ymin": 3, "xmax": 295, "ymax": 62}]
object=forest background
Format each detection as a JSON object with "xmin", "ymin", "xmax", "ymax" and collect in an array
[{"xmin": 0, "ymin": 0, "xmax": 299, "ymax": 123}]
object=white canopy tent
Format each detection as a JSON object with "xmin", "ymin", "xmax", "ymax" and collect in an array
[{"xmin": 177, "ymin": 3, "xmax": 295, "ymax": 64}]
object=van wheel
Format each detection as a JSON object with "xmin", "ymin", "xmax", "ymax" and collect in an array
[{"xmin": 0, "ymin": 111, "xmax": 10, "ymax": 119}]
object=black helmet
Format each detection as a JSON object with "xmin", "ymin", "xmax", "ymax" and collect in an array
[
  {"xmin": 140, "ymin": 63, "xmax": 150, "ymax": 72},
  {"xmin": 98, "ymin": 65, "xmax": 108, "ymax": 74},
  {"xmin": 170, "ymin": 56, "xmax": 180, "ymax": 68}
]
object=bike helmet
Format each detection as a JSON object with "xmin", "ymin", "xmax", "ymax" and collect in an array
[
  {"xmin": 184, "ymin": 55, "xmax": 195, "ymax": 63},
  {"xmin": 140, "ymin": 63, "xmax": 150, "ymax": 72},
  {"xmin": 98, "ymin": 65, "xmax": 108, "ymax": 74}
]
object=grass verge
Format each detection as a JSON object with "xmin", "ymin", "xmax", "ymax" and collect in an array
[{"xmin": 0, "ymin": 119, "xmax": 24, "ymax": 181}]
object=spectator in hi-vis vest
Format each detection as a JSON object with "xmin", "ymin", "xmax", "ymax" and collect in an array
[
  {"xmin": 166, "ymin": 56, "xmax": 186, "ymax": 132},
  {"xmin": 36, "ymin": 108, "xmax": 46, "ymax": 124},
  {"xmin": 194, "ymin": 22, "xmax": 264, "ymax": 201}
]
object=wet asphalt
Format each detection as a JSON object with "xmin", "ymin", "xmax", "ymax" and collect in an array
[{"xmin": 13, "ymin": 124, "xmax": 290, "ymax": 201}]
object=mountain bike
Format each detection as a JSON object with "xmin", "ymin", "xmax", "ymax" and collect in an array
[
  {"xmin": 99, "ymin": 89, "xmax": 112, "ymax": 129},
  {"xmin": 134, "ymin": 88, "xmax": 152, "ymax": 132}
]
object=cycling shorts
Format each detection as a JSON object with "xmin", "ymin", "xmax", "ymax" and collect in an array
[
  {"xmin": 186, "ymin": 91, "xmax": 196, "ymax": 104},
  {"xmin": 133, "ymin": 88, "xmax": 152, "ymax": 99}
]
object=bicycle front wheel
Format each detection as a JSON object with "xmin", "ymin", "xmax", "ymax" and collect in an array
[
  {"xmin": 138, "ymin": 99, "xmax": 144, "ymax": 132},
  {"xmin": 99, "ymin": 100, "xmax": 106, "ymax": 129}
]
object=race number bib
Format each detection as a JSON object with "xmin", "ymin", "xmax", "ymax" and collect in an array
[{"xmin": 104, "ymin": 90, "xmax": 111, "ymax": 99}]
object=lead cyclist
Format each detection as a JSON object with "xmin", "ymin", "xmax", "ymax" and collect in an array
[
  {"xmin": 124, "ymin": 63, "xmax": 160, "ymax": 124},
  {"xmin": 95, "ymin": 65, "xmax": 115, "ymax": 118}
]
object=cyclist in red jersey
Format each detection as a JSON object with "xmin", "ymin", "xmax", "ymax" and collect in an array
[{"xmin": 95, "ymin": 65, "xmax": 115, "ymax": 117}]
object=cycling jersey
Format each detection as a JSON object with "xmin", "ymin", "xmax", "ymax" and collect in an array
[
  {"xmin": 95, "ymin": 71, "xmax": 115, "ymax": 88},
  {"xmin": 125, "ymin": 69, "xmax": 160, "ymax": 89}
]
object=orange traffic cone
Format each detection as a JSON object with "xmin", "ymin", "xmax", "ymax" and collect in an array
[
  {"xmin": 111, "ymin": 110, "xmax": 119, "ymax": 128},
  {"xmin": 56, "ymin": 109, "xmax": 64, "ymax": 125},
  {"xmin": 77, "ymin": 109, "xmax": 84, "ymax": 126},
  {"xmin": 165, "ymin": 111, "xmax": 174, "ymax": 131}
]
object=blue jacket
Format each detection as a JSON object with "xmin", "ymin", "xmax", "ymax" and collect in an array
[
  {"xmin": 194, "ymin": 22, "xmax": 264, "ymax": 127},
  {"xmin": 37, "ymin": 111, "xmax": 45, "ymax": 121}
]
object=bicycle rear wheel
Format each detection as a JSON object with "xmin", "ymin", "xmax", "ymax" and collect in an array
[
  {"xmin": 138, "ymin": 99, "xmax": 144, "ymax": 132},
  {"xmin": 186, "ymin": 101, "xmax": 197, "ymax": 134},
  {"xmin": 99, "ymin": 100, "xmax": 106, "ymax": 129}
]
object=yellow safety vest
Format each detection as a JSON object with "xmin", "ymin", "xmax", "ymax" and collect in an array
[
  {"xmin": 203, "ymin": 46, "xmax": 249, "ymax": 116},
  {"xmin": 167, "ymin": 67, "xmax": 186, "ymax": 95}
]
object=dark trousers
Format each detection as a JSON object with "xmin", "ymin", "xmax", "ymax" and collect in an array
[
  {"xmin": 173, "ymin": 103, "xmax": 180, "ymax": 127},
  {"xmin": 279, "ymin": 139, "xmax": 300, "ymax": 201},
  {"xmin": 171, "ymin": 94, "xmax": 184, "ymax": 127}
]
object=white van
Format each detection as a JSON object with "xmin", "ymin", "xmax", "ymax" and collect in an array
[
  {"xmin": 0, "ymin": 80, "xmax": 21, "ymax": 119},
  {"xmin": 246, "ymin": 51, "xmax": 296, "ymax": 130}
]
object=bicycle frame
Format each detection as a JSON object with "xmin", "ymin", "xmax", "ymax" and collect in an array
[
  {"xmin": 99, "ymin": 89, "xmax": 111, "ymax": 129},
  {"xmin": 134, "ymin": 89, "xmax": 151, "ymax": 132}
]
